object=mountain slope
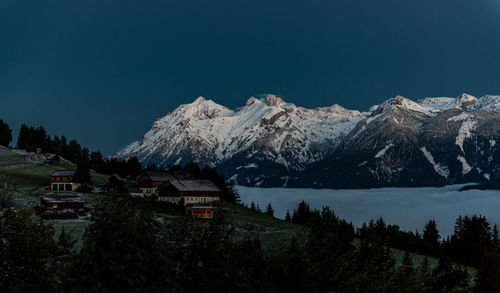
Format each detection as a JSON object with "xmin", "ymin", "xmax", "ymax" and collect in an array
[{"xmin": 115, "ymin": 94, "xmax": 500, "ymax": 188}]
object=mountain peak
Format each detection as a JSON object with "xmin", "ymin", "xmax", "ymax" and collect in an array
[
  {"xmin": 457, "ymin": 93, "xmax": 476, "ymax": 100},
  {"xmin": 456, "ymin": 93, "xmax": 478, "ymax": 106},
  {"xmin": 193, "ymin": 96, "xmax": 207, "ymax": 104},
  {"xmin": 417, "ymin": 94, "xmax": 478, "ymax": 111},
  {"xmin": 245, "ymin": 97, "xmax": 261, "ymax": 106},
  {"xmin": 384, "ymin": 95, "xmax": 413, "ymax": 105},
  {"xmin": 375, "ymin": 95, "xmax": 435, "ymax": 115},
  {"xmin": 261, "ymin": 94, "xmax": 286, "ymax": 107}
]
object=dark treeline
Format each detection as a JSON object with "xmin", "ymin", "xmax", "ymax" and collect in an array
[
  {"xmin": 7, "ymin": 122, "xmax": 239, "ymax": 202},
  {"xmin": 286, "ymin": 200, "xmax": 500, "ymax": 292},
  {"xmin": 15, "ymin": 123, "xmax": 142, "ymax": 178},
  {"xmin": 13, "ymin": 124, "xmax": 240, "ymax": 194},
  {"xmin": 4, "ymin": 186, "xmax": 494, "ymax": 293},
  {"xmin": 356, "ymin": 215, "xmax": 500, "ymax": 268},
  {"xmin": 0, "ymin": 119, "xmax": 12, "ymax": 147}
]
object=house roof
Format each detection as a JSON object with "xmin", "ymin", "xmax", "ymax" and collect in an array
[
  {"xmin": 171, "ymin": 170, "xmax": 194, "ymax": 179},
  {"xmin": 41, "ymin": 195, "xmax": 84, "ymax": 204},
  {"xmin": 170, "ymin": 179, "xmax": 222, "ymax": 193},
  {"xmin": 189, "ymin": 206, "xmax": 217, "ymax": 210},
  {"xmin": 127, "ymin": 186, "xmax": 142, "ymax": 193},
  {"xmin": 137, "ymin": 171, "xmax": 175, "ymax": 182},
  {"xmin": 50, "ymin": 170, "xmax": 77, "ymax": 177}
]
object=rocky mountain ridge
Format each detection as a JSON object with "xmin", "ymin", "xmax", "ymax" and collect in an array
[{"xmin": 115, "ymin": 93, "xmax": 500, "ymax": 188}]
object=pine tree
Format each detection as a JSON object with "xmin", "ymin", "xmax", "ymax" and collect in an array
[
  {"xmin": 423, "ymin": 219, "xmax": 440, "ymax": 255},
  {"xmin": 493, "ymin": 224, "xmax": 500, "ymax": 252},
  {"xmin": 401, "ymin": 251, "xmax": 413, "ymax": 267},
  {"xmin": 90, "ymin": 151, "xmax": 105, "ymax": 173},
  {"xmin": 60, "ymin": 136, "xmax": 67, "ymax": 155},
  {"xmin": 17, "ymin": 124, "xmax": 29, "ymax": 149},
  {"xmin": 0, "ymin": 119, "xmax": 12, "ymax": 147},
  {"xmin": 183, "ymin": 162, "xmax": 201, "ymax": 178},
  {"xmin": 395, "ymin": 251, "xmax": 415, "ymax": 290},
  {"xmin": 266, "ymin": 203, "xmax": 274, "ymax": 217},
  {"xmin": 448, "ymin": 215, "xmax": 493, "ymax": 266},
  {"xmin": 81, "ymin": 147, "xmax": 90, "ymax": 162},
  {"xmin": 66, "ymin": 140, "xmax": 83, "ymax": 163},
  {"xmin": 75, "ymin": 161, "xmax": 91, "ymax": 184},
  {"xmin": 125, "ymin": 156, "xmax": 143, "ymax": 177},
  {"xmin": 146, "ymin": 163, "xmax": 159, "ymax": 172},
  {"xmin": 250, "ymin": 202, "xmax": 256, "ymax": 211},
  {"xmin": 475, "ymin": 248, "xmax": 500, "ymax": 292},
  {"xmin": 45, "ymin": 136, "xmax": 53, "ymax": 153},
  {"xmin": 291, "ymin": 201, "xmax": 312, "ymax": 225},
  {"xmin": 34, "ymin": 126, "xmax": 47, "ymax": 150},
  {"xmin": 383, "ymin": 243, "xmax": 395, "ymax": 268},
  {"xmin": 285, "ymin": 210, "xmax": 291, "ymax": 222},
  {"xmin": 419, "ymin": 257, "xmax": 430, "ymax": 276}
]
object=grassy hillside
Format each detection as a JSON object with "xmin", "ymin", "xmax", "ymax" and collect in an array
[
  {"xmin": 45, "ymin": 202, "xmax": 305, "ymax": 252},
  {"xmin": 0, "ymin": 146, "xmax": 109, "ymax": 188},
  {"xmin": 0, "ymin": 147, "xmax": 473, "ymax": 274},
  {"xmin": 222, "ymin": 204, "xmax": 305, "ymax": 249}
]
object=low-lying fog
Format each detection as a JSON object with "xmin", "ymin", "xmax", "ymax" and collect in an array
[{"xmin": 237, "ymin": 185, "xmax": 500, "ymax": 237}]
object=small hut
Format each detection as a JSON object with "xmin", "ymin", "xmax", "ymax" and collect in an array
[
  {"xmin": 46, "ymin": 154, "xmax": 60, "ymax": 165},
  {"xmin": 40, "ymin": 195, "xmax": 84, "ymax": 211},
  {"xmin": 186, "ymin": 206, "xmax": 217, "ymax": 219}
]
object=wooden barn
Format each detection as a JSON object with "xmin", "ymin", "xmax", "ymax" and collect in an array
[
  {"xmin": 50, "ymin": 170, "xmax": 80, "ymax": 192},
  {"xmin": 157, "ymin": 179, "xmax": 222, "ymax": 205},
  {"xmin": 46, "ymin": 154, "xmax": 60, "ymax": 165},
  {"xmin": 107, "ymin": 174, "xmax": 125, "ymax": 193},
  {"xmin": 136, "ymin": 171, "xmax": 175, "ymax": 196},
  {"xmin": 186, "ymin": 206, "xmax": 217, "ymax": 219},
  {"xmin": 40, "ymin": 195, "xmax": 84, "ymax": 211},
  {"xmin": 40, "ymin": 195, "xmax": 84, "ymax": 219}
]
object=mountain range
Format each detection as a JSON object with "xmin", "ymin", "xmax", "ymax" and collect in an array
[{"xmin": 115, "ymin": 93, "xmax": 500, "ymax": 188}]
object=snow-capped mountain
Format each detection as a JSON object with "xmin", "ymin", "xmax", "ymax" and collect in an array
[
  {"xmin": 116, "ymin": 94, "xmax": 368, "ymax": 170},
  {"xmin": 115, "ymin": 93, "xmax": 500, "ymax": 188}
]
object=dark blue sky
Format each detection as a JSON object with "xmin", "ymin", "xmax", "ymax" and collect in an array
[{"xmin": 1, "ymin": 0, "xmax": 500, "ymax": 154}]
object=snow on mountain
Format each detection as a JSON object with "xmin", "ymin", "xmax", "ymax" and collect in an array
[
  {"xmin": 375, "ymin": 143, "xmax": 393, "ymax": 159},
  {"xmin": 418, "ymin": 93, "xmax": 478, "ymax": 110},
  {"xmin": 457, "ymin": 155, "xmax": 472, "ymax": 175},
  {"xmin": 418, "ymin": 94, "xmax": 500, "ymax": 113},
  {"xmin": 116, "ymin": 93, "xmax": 500, "ymax": 188},
  {"xmin": 420, "ymin": 147, "xmax": 450, "ymax": 178},
  {"xmin": 115, "ymin": 94, "xmax": 368, "ymax": 170},
  {"xmin": 447, "ymin": 113, "xmax": 477, "ymax": 153},
  {"xmin": 375, "ymin": 95, "xmax": 437, "ymax": 116},
  {"xmin": 471, "ymin": 95, "xmax": 500, "ymax": 112}
]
